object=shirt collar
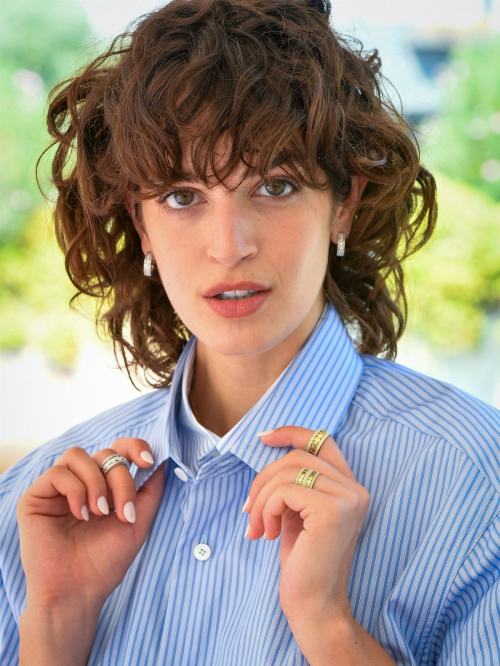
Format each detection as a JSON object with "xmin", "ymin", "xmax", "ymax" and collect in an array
[{"xmin": 135, "ymin": 301, "xmax": 364, "ymax": 488}]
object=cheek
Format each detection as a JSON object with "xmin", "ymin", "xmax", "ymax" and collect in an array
[
  {"xmin": 277, "ymin": 223, "xmax": 328, "ymax": 280},
  {"xmin": 148, "ymin": 232, "xmax": 191, "ymax": 292}
]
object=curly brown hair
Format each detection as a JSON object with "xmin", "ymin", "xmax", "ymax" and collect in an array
[{"xmin": 36, "ymin": 0, "xmax": 438, "ymax": 389}]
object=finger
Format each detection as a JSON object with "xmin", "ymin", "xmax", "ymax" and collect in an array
[
  {"xmin": 91, "ymin": 448, "xmax": 139, "ymax": 523},
  {"xmin": 18, "ymin": 463, "xmax": 92, "ymax": 522},
  {"xmin": 260, "ymin": 426, "xmax": 356, "ymax": 481},
  {"xmin": 132, "ymin": 462, "xmax": 167, "ymax": 547},
  {"xmin": 246, "ymin": 468, "xmax": 355, "ymax": 540},
  {"xmin": 244, "ymin": 449, "xmax": 355, "ymax": 515},
  {"xmin": 19, "ymin": 440, "xmax": 156, "ymax": 525},
  {"xmin": 41, "ymin": 446, "xmax": 114, "ymax": 519},
  {"xmin": 109, "ymin": 437, "xmax": 155, "ymax": 467},
  {"xmin": 250, "ymin": 483, "xmax": 324, "ymax": 541},
  {"xmin": 89, "ymin": 438, "xmax": 155, "ymax": 521},
  {"xmin": 52, "ymin": 446, "xmax": 116, "ymax": 519}
]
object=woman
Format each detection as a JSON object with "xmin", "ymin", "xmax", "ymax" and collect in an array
[{"xmin": 1, "ymin": 0, "xmax": 499, "ymax": 664}]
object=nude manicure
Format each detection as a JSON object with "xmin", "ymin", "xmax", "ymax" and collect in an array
[{"xmin": 124, "ymin": 501, "xmax": 136, "ymax": 523}]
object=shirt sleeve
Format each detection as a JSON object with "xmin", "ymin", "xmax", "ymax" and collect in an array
[
  {"xmin": 0, "ymin": 565, "xmax": 20, "ymax": 665},
  {"xmin": 0, "ymin": 453, "xmax": 61, "ymax": 666},
  {"xmin": 430, "ymin": 512, "xmax": 500, "ymax": 665}
]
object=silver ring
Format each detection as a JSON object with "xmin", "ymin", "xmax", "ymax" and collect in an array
[{"xmin": 99, "ymin": 453, "xmax": 131, "ymax": 478}]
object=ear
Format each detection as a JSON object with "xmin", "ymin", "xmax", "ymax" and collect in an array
[
  {"xmin": 125, "ymin": 197, "xmax": 153, "ymax": 256},
  {"xmin": 330, "ymin": 175, "xmax": 369, "ymax": 243}
]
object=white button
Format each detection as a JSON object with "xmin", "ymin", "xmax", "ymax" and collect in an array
[
  {"xmin": 194, "ymin": 541, "xmax": 212, "ymax": 561},
  {"xmin": 174, "ymin": 467, "xmax": 189, "ymax": 482}
]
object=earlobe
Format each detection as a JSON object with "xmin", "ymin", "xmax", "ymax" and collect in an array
[{"xmin": 330, "ymin": 228, "xmax": 347, "ymax": 246}]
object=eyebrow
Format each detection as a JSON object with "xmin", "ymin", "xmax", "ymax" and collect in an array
[{"xmin": 168, "ymin": 161, "xmax": 300, "ymax": 186}]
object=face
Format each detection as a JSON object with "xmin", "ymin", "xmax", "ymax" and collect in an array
[{"xmin": 130, "ymin": 138, "xmax": 367, "ymax": 358}]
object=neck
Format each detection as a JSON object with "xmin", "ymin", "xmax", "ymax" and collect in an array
[{"xmin": 189, "ymin": 295, "xmax": 325, "ymax": 437}]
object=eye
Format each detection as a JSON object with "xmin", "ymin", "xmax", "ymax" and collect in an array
[
  {"xmin": 255, "ymin": 178, "xmax": 300, "ymax": 199},
  {"xmin": 158, "ymin": 189, "xmax": 198, "ymax": 212},
  {"xmin": 157, "ymin": 177, "xmax": 302, "ymax": 215}
]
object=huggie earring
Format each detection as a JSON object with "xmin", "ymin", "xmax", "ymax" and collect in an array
[
  {"xmin": 336, "ymin": 233, "xmax": 346, "ymax": 257},
  {"xmin": 144, "ymin": 252, "xmax": 154, "ymax": 276}
]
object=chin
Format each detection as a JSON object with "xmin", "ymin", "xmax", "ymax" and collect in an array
[{"xmin": 203, "ymin": 330, "xmax": 276, "ymax": 357}]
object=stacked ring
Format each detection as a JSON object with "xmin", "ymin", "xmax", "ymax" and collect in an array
[
  {"xmin": 99, "ymin": 453, "xmax": 131, "ymax": 478},
  {"xmin": 295, "ymin": 428, "xmax": 330, "ymax": 489}
]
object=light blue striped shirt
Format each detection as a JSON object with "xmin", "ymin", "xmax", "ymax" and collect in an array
[{"xmin": 1, "ymin": 301, "xmax": 500, "ymax": 665}]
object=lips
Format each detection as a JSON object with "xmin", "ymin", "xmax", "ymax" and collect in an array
[
  {"xmin": 203, "ymin": 281, "xmax": 271, "ymax": 298},
  {"xmin": 205, "ymin": 288, "xmax": 270, "ymax": 318}
]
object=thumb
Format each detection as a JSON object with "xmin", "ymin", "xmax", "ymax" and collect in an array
[{"xmin": 132, "ymin": 462, "xmax": 166, "ymax": 545}]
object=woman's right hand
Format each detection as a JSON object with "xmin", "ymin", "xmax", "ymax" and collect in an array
[{"xmin": 16, "ymin": 438, "xmax": 165, "ymax": 611}]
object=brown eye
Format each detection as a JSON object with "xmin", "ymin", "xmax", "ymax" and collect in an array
[
  {"xmin": 264, "ymin": 179, "xmax": 289, "ymax": 196},
  {"xmin": 256, "ymin": 178, "xmax": 301, "ymax": 202},
  {"xmin": 158, "ymin": 189, "xmax": 199, "ymax": 213},
  {"xmin": 171, "ymin": 190, "xmax": 195, "ymax": 206}
]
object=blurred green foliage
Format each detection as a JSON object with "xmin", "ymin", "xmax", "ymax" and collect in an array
[
  {"xmin": 405, "ymin": 171, "xmax": 500, "ymax": 352},
  {"xmin": 0, "ymin": 0, "xmax": 99, "ymax": 367},
  {"xmin": 0, "ymin": 209, "xmax": 96, "ymax": 368},
  {"xmin": 0, "ymin": 0, "xmax": 94, "ymax": 244},
  {"xmin": 424, "ymin": 36, "xmax": 500, "ymax": 203}
]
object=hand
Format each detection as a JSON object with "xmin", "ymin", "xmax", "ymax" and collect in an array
[
  {"xmin": 242, "ymin": 426, "xmax": 370, "ymax": 625},
  {"xmin": 16, "ymin": 438, "xmax": 165, "ymax": 610}
]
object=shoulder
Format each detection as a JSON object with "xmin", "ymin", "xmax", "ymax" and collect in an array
[
  {"xmin": 0, "ymin": 387, "xmax": 172, "ymax": 500},
  {"xmin": 353, "ymin": 354, "xmax": 500, "ymax": 490}
]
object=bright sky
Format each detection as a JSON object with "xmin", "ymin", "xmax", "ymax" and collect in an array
[{"xmin": 77, "ymin": 0, "xmax": 499, "ymax": 38}]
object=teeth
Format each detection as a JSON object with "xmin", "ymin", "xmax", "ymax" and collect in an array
[{"xmin": 217, "ymin": 290, "xmax": 259, "ymax": 300}]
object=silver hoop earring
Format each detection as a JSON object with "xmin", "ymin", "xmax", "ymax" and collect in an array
[
  {"xmin": 336, "ymin": 233, "xmax": 346, "ymax": 257},
  {"xmin": 144, "ymin": 252, "xmax": 154, "ymax": 276}
]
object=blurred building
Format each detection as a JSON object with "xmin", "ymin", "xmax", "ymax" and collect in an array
[{"xmin": 348, "ymin": 15, "xmax": 498, "ymax": 130}]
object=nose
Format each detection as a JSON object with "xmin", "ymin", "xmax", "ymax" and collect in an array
[{"xmin": 206, "ymin": 199, "xmax": 258, "ymax": 266}]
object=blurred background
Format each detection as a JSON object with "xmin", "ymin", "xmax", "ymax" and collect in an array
[{"xmin": 1, "ymin": 0, "xmax": 500, "ymax": 473}]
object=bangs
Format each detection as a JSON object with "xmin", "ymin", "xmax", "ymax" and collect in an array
[
  {"xmin": 106, "ymin": 0, "xmax": 351, "ymax": 202},
  {"xmin": 125, "ymin": 107, "xmax": 332, "ymax": 201}
]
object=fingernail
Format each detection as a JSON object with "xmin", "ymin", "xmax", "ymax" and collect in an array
[
  {"xmin": 242, "ymin": 496, "xmax": 250, "ymax": 513},
  {"xmin": 81, "ymin": 504, "xmax": 89, "ymax": 521},
  {"xmin": 140, "ymin": 451, "xmax": 154, "ymax": 464},
  {"xmin": 257, "ymin": 429, "xmax": 275, "ymax": 437},
  {"xmin": 124, "ymin": 501, "xmax": 136, "ymax": 523},
  {"xmin": 244, "ymin": 523, "xmax": 250, "ymax": 538},
  {"xmin": 98, "ymin": 495, "xmax": 109, "ymax": 515}
]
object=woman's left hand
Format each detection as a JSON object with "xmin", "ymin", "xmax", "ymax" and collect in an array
[{"xmin": 243, "ymin": 425, "xmax": 370, "ymax": 626}]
